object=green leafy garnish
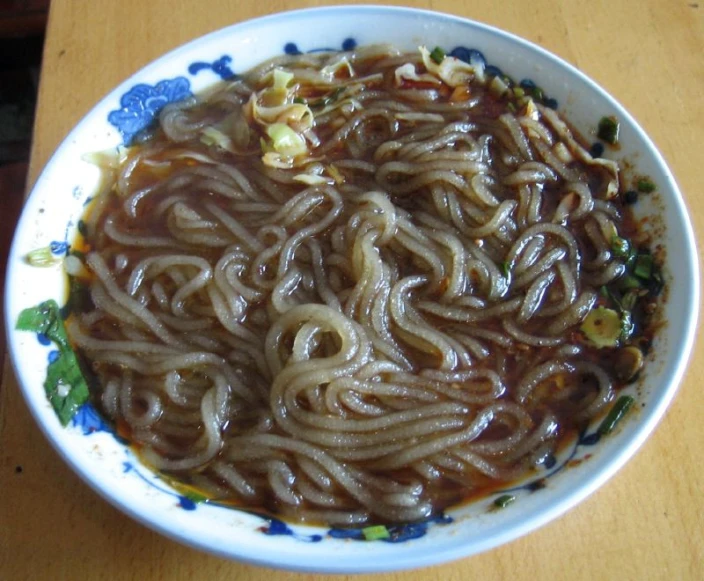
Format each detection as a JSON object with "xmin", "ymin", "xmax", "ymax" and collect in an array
[
  {"xmin": 597, "ymin": 116, "xmax": 620, "ymax": 145},
  {"xmin": 597, "ymin": 395, "xmax": 635, "ymax": 436},
  {"xmin": 362, "ymin": 525, "xmax": 390, "ymax": 541},
  {"xmin": 16, "ymin": 300, "xmax": 89, "ymax": 425},
  {"xmin": 429, "ymin": 46, "xmax": 445, "ymax": 64},
  {"xmin": 493, "ymin": 494, "xmax": 516, "ymax": 509},
  {"xmin": 636, "ymin": 179, "xmax": 656, "ymax": 193}
]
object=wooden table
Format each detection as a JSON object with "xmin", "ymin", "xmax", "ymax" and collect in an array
[{"xmin": 2, "ymin": 0, "xmax": 702, "ymax": 578}]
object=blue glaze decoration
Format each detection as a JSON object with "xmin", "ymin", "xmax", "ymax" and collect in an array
[
  {"xmin": 50, "ymin": 241, "xmax": 69, "ymax": 255},
  {"xmin": 494, "ymin": 426, "xmax": 604, "ymax": 500},
  {"xmin": 71, "ymin": 403, "xmax": 111, "ymax": 435},
  {"xmin": 544, "ymin": 97, "xmax": 559, "ymax": 110},
  {"xmin": 178, "ymin": 496, "xmax": 198, "ymax": 511},
  {"xmin": 590, "ymin": 142, "xmax": 605, "ymax": 158},
  {"xmin": 485, "ymin": 64, "xmax": 504, "ymax": 79},
  {"xmin": 37, "ymin": 333, "xmax": 51, "ymax": 346},
  {"xmin": 47, "ymin": 349, "xmax": 60, "ymax": 364},
  {"xmin": 284, "ymin": 38, "xmax": 357, "ymax": 55},
  {"xmin": 341, "ymin": 38, "xmax": 357, "ymax": 51},
  {"xmin": 579, "ymin": 432, "xmax": 601, "ymax": 446},
  {"xmin": 543, "ymin": 453, "xmax": 557, "ymax": 469},
  {"xmin": 188, "ymin": 55, "xmax": 237, "ymax": 80},
  {"xmin": 123, "ymin": 459, "xmax": 203, "ymax": 511},
  {"xmin": 449, "ymin": 47, "xmax": 487, "ymax": 69},
  {"xmin": 108, "ymin": 78, "xmax": 192, "ymax": 146},
  {"xmin": 283, "ymin": 42, "xmax": 300, "ymax": 55},
  {"xmin": 328, "ymin": 514, "xmax": 453, "ymax": 543},
  {"xmin": 259, "ymin": 517, "xmax": 324, "ymax": 542}
]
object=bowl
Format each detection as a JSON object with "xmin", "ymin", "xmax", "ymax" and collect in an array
[{"xmin": 5, "ymin": 5, "xmax": 699, "ymax": 573}]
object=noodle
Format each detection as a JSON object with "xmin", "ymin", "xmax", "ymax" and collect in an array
[{"xmin": 68, "ymin": 45, "xmax": 661, "ymax": 526}]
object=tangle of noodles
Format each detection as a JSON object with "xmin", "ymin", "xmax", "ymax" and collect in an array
[{"xmin": 69, "ymin": 45, "xmax": 662, "ymax": 526}]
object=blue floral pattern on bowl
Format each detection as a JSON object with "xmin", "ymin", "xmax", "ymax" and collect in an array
[
  {"xmin": 188, "ymin": 55, "xmax": 237, "ymax": 80},
  {"xmin": 107, "ymin": 77, "xmax": 192, "ymax": 145}
]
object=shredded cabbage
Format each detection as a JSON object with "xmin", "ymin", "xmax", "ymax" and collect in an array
[
  {"xmin": 393, "ymin": 63, "xmax": 440, "ymax": 87},
  {"xmin": 200, "ymin": 127, "xmax": 236, "ymax": 152},
  {"xmin": 266, "ymin": 123, "xmax": 308, "ymax": 157},
  {"xmin": 419, "ymin": 45, "xmax": 483, "ymax": 87}
]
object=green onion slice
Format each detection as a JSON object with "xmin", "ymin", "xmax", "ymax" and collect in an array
[
  {"xmin": 597, "ymin": 116, "xmax": 620, "ymax": 144},
  {"xmin": 494, "ymin": 494, "xmax": 516, "ymax": 509},
  {"xmin": 429, "ymin": 46, "xmax": 445, "ymax": 64},
  {"xmin": 597, "ymin": 395, "xmax": 635, "ymax": 436},
  {"xmin": 634, "ymin": 254, "xmax": 653, "ymax": 280},
  {"xmin": 637, "ymin": 179, "xmax": 656, "ymax": 193},
  {"xmin": 362, "ymin": 525, "xmax": 390, "ymax": 541}
]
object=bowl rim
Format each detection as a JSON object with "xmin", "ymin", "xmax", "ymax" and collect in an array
[{"xmin": 4, "ymin": 4, "xmax": 700, "ymax": 573}]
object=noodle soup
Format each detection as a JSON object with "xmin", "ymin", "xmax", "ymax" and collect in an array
[{"xmin": 66, "ymin": 45, "xmax": 663, "ymax": 526}]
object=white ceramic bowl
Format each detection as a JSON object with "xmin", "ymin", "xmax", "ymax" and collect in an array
[{"xmin": 5, "ymin": 5, "xmax": 699, "ymax": 573}]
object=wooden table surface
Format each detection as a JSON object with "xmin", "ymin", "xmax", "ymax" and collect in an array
[{"xmin": 2, "ymin": 0, "xmax": 703, "ymax": 578}]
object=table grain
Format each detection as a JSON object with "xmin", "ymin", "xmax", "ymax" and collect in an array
[{"xmin": 2, "ymin": 1, "xmax": 703, "ymax": 579}]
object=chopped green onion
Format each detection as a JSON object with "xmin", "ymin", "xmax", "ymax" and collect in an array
[
  {"xmin": 507, "ymin": 102, "xmax": 516, "ymax": 113},
  {"xmin": 494, "ymin": 494, "xmax": 516, "ymax": 509},
  {"xmin": 597, "ymin": 116, "xmax": 620, "ymax": 144},
  {"xmin": 625, "ymin": 246, "xmax": 638, "ymax": 270},
  {"xmin": 429, "ymin": 46, "xmax": 445, "ymax": 64},
  {"xmin": 362, "ymin": 525, "xmax": 390, "ymax": 541},
  {"xmin": 618, "ymin": 274, "xmax": 643, "ymax": 292},
  {"xmin": 610, "ymin": 235, "xmax": 630, "ymax": 259},
  {"xmin": 597, "ymin": 395, "xmax": 635, "ymax": 436},
  {"xmin": 637, "ymin": 179, "xmax": 656, "ymax": 193},
  {"xmin": 26, "ymin": 246, "xmax": 62, "ymax": 267},
  {"xmin": 532, "ymin": 87, "xmax": 544, "ymax": 101},
  {"xmin": 634, "ymin": 254, "xmax": 653, "ymax": 280},
  {"xmin": 65, "ymin": 275, "xmax": 93, "ymax": 316},
  {"xmin": 513, "ymin": 87, "xmax": 525, "ymax": 98},
  {"xmin": 500, "ymin": 261, "xmax": 511, "ymax": 278},
  {"xmin": 620, "ymin": 310, "xmax": 634, "ymax": 342},
  {"xmin": 293, "ymin": 96, "xmax": 306, "ymax": 104},
  {"xmin": 621, "ymin": 290, "xmax": 639, "ymax": 311}
]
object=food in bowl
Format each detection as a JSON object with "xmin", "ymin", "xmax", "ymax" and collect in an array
[
  {"xmin": 7, "ymin": 6, "xmax": 696, "ymax": 572},
  {"xmin": 44, "ymin": 44, "xmax": 663, "ymax": 527}
]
